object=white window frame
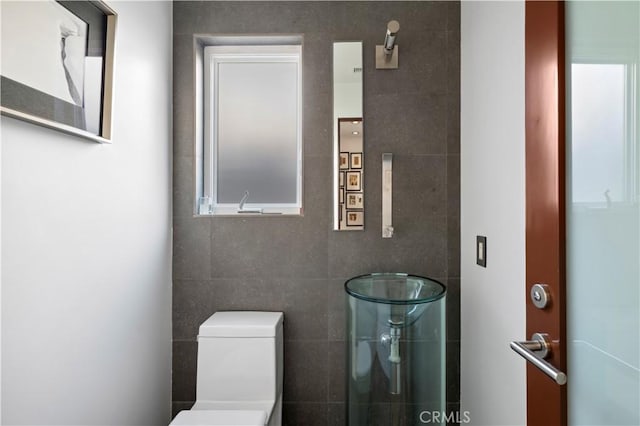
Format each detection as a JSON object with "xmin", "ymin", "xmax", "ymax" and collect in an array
[
  {"xmin": 200, "ymin": 43, "xmax": 303, "ymax": 216},
  {"xmin": 569, "ymin": 46, "xmax": 638, "ymax": 209}
]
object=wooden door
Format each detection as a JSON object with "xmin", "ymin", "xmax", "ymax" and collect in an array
[{"xmin": 524, "ymin": 1, "xmax": 567, "ymax": 424}]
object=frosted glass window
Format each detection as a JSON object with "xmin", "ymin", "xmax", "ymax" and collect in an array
[
  {"xmin": 202, "ymin": 45, "xmax": 302, "ymax": 215},
  {"xmin": 571, "ymin": 63, "xmax": 628, "ymax": 204}
]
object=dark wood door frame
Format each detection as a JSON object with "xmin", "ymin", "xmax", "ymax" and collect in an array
[{"xmin": 525, "ymin": 1, "xmax": 567, "ymax": 425}]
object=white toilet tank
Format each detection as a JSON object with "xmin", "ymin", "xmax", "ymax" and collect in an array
[{"xmin": 196, "ymin": 311, "xmax": 284, "ymax": 403}]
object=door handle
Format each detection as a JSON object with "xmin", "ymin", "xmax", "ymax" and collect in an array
[{"xmin": 510, "ymin": 333, "xmax": 567, "ymax": 385}]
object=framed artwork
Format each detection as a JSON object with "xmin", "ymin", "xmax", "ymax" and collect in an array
[
  {"xmin": 346, "ymin": 192, "xmax": 363, "ymax": 209},
  {"xmin": 336, "ymin": 116, "xmax": 364, "ymax": 231},
  {"xmin": 346, "ymin": 210, "xmax": 364, "ymax": 226},
  {"xmin": 350, "ymin": 152, "xmax": 363, "ymax": 169},
  {"xmin": 339, "ymin": 152, "xmax": 349, "ymax": 170},
  {"xmin": 346, "ymin": 171, "xmax": 361, "ymax": 191},
  {"xmin": 0, "ymin": 1, "xmax": 117, "ymax": 143}
]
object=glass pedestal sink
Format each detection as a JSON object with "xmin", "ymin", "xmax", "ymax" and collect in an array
[{"xmin": 345, "ymin": 273, "xmax": 446, "ymax": 426}]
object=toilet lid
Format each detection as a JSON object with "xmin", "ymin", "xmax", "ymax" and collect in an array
[{"xmin": 170, "ymin": 410, "xmax": 267, "ymax": 426}]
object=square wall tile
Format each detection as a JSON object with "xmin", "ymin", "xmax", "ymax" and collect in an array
[
  {"xmin": 172, "ymin": 341, "xmax": 197, "ymax": 402},
  {"xmin": 446, "ymin": 341, "xmax": 460, "ymax": 404},
  {"xmin": 448, "ymin": 217, "xmax": 460, "ymax": 278},
  {"xmin": 210, "ymin": 217, "xmax": 328, "ymax": 279},
  {"xmin": 195, "ymin": 2, "xmax": 330, "ymax": 34},
  {"xmin": 446, "ymin": 1, "xmax": 461, "ymax": 32},
  {"xmin": 173, "ymin": 280, "xmax": 217, "ymax": 340},
  {"xmin": 173, "ymin": 155, "xmax": 195, "ymax": 219},
  {"xmin": 283, "ymin": 402, "xmax": 328, "ymax": 426},
  {"xmin": 447, "ymin": 155, "xmax": 460, "ymax": 216},
  {"xmin": 446, "ymin": 278, "xmax": 461, "ymax": 341},
  {"xmin": 173, "ymin": 34, "xmax": 195, "ymax": 159},
  {"xmin": 284, "ymin": 340, "xmax": 328, "ymax": 403},
  {"xmin": 392, "ymin": 155, "xmax": 447, "ymax": 219},
  {"xmin": 447, "ymin": 95, "xmax": 461, "ymax": 155},
  {"xmin": 328, "ymin": 279, "xmax": 348, "ymax": 341},
  {"xmin": 366, "ymin": 93, "xmax": 448, "ymax": 156},
  {"xmin": 173, "ymin": 217, "xmax": 211, "ymax": 280},
  {"xmin": 328, "ymin": 341, "xmax": 346, "ymax": 402},
  {"xmin": 328, "ymin": 402, "xmax": 346, "ymax": 425}
]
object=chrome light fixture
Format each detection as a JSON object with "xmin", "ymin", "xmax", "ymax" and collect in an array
[{"xmin": 376, "ymin": 20, "xmax": 400, "ymax": 69}]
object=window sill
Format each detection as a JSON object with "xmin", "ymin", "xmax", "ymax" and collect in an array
[{"xmin": 195, "ymin": 206, "xmax": 303, "ymax": 217}]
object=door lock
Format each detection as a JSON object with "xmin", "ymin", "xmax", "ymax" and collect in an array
[{"xmin": 531, "ymin": 283, "xmax": 550, "ymax": 309}]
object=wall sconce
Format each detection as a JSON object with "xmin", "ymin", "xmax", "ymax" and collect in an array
[{"xmin": 376, "ymin": 20, "xmax": 400, "ymax": 69}]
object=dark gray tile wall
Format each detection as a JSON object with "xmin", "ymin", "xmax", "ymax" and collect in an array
[{"xmin": 172, "ymin": 1, "xmax": 460, "ymax": 424}]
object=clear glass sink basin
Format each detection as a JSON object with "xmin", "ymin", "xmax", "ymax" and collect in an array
[
  {"xmin": 344, "ymin": 272, "xmax": 446, "ymax": 305},
  {"xmin": 344, "ymin": 273, "xmax": 447, "ymax": 424}
]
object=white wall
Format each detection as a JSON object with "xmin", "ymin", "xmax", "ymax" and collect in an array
[
  {"xmin": 460, "ymin": 2, "xmax": 526, "ymax": 425},
  {"xmin": 1, "ymin": 2, "xmax": 173, "ymax": 425}
]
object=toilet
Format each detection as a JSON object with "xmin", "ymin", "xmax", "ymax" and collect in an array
[{"xmin": 170, "ymin": 311, "xmax": 284, "ymax": 426}]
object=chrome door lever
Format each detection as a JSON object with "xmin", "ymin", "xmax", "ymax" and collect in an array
[{"xmin": 510, "ymin": 333, "xmax": 567, "ymax": 385}]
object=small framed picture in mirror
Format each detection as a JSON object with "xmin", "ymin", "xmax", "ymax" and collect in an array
[
  {"xmin": 350, "ymin": 152, "xmax": 362, "ymax": 169},
  {"xmin": 346, "ymin": 171, "xmax": 361, "ymax": 191},
  {"xmin": 339, "ymin": 152, "xmax": 349, "ymax": 169},
  {"xmin": 346, "ymin": 192, "xmax": 363, "ymax": 209},
  {"xmin": 339, "ymin": 171, "xmax": 345, "ymax": 188},
  {"xmin": 346, "ymin": 210, "xmax": 364, "ymax": 226}
]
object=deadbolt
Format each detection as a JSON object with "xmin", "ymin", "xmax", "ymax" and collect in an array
[{"xmin": 531, "ymin": 283, "xmax": 550, "ymax": 309}]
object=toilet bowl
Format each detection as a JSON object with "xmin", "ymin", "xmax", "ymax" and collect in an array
[{"xmin": 170, "ymin": 311, "xmax": 284, "ymax": 426}]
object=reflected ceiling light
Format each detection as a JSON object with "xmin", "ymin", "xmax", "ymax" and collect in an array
[
  {"xmin": 376, "ymin": 20, "xmax": 400, "ymax": 70},
  {"xmin": 352, "ymin": 131, "xmax": 359, "ymax": 135}
]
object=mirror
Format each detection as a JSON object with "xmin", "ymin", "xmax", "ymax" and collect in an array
[{"xmin": 333, "ymin": 41, "xmax": 364, "ymax": 230}]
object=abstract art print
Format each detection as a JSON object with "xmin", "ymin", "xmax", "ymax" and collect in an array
[{"xmin": 0, "ymin": 0, "xmax": 117, "ymax": 143}]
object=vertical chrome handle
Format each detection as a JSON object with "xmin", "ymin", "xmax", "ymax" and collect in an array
[
  {"xmin": 510, "ymin": 333, "xmax": 567, "ymax": 385},
  {"xmin": 382, "ymin": 153, "xmax": 393, "ymax": 238}
]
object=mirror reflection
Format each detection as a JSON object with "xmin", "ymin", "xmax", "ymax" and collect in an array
[{"xmin": 333, "ymin": 41, "xmax": 364, "ymax": 230}]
